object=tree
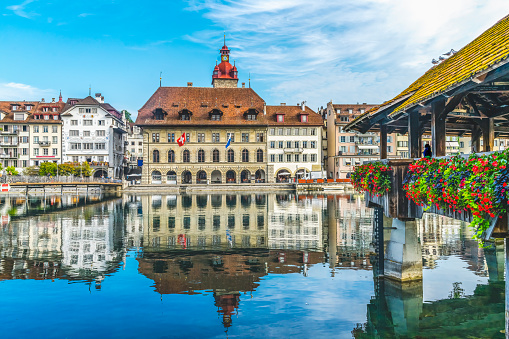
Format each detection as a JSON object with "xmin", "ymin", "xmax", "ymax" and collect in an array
[
  {"xmin": 39, "ymin": 162, "xmax": 57, "ymax": 176},
  {"xmin": 5, "ymin": 166, "xmax": 18, "ymax": 175},
  {"xmin": 73, "ymin": 162, "xmax": 92, "ymax": 177},
  {"xmin": 22, "ymin": 166, "xmax": 39, "ymax": 176},
  {"xmin": 58, "ymin": 163, "xmax": 75, "ymax": 176},
  {"xmin": 122, "ymin": 110, "xmax": 134, "ymax": 123}
]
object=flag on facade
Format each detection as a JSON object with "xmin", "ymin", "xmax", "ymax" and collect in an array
[
  {"xmin": 177, "ymin": 132, "xmax": 186, "ymax": 147},
  {"xmin": 225, "ymin": 134, "xmax": 231, "ymax": 149}
]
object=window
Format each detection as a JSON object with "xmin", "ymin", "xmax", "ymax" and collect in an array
[
  {"xmin": 186, "ymin": 133, "xmax": 190, "ymax": 142},
  {"xmin": 227, "ymin": 149, "xmax": 235, "ymax": 162},
  {"xmin": 71, "ymin": 120, "xmax": 78, "ymax": 126},
  {"xmin": 256, "ymin": 149, "xmax": 263, "ymax": 162},
  {"xmin": 269, "ymin": 154, "xmax": 275, "ymax": 162},
  {"xmin": 33, "ymin": 126, "xmax": 39, "ymax": 133},
  {"xmin": 198, "ymin": 149, "xmax": 205, "ymax": 162},
  {"xmin": 294, "ymin": 141, "xmax": 299, "ymax": 148},
  {"xmin": 350, "ymin": 136, "xmax": 355, "ymax": 142},
  {"xmin": 241, "ymin": 133, "xmax": 249, "ymax": 142},
  {"xmin": 212, "ymin": 133, "xmax": 220, "ymax": 142},
  {"xmin": 278, "ymin": 141, "xmax": 283, "ymax": 149},
  {"xmin": 294, "ymin": 128, "xmax": 300, "ymax": 136},
  {"xmin": 22, "ymin": 125, "xmax": 27, "ymax": 132},
  {"xmin": 277, "ymin": 114, "xmax": 284, "ymax": 122},
  {"xmin": 246, "ymin": 113, "xmax": 257, "ymax": 120},
  {"xmin": 311, "ymin": 141, "xmax": 316, "ymax": 148},
  {"xmin": 211, "ymin": 113, "xmax": 221, "ymax": 121},
  {"xmin": 294, "ymin": 154, "xmax": 299, "ymax": 162},
  {"xmin": 70, "ymin": 130, "xmax": 79, "ymax": 136},
  {"xmin": 180, "ymin": 111, "xmax": 191, "ymax": 120},
  {"xmin": 98, "ymin": 120, "xmax": 105, "ymax": 126},
  {"xmin": 22, "ymin": 148, "xmax": 27, "ymax": 155},
  {"xmin": 286, "ymin": 141, "xmax": 291, "ymax": 148},
  {"xmin": 14, "ymin": 113, "xmax": 23, "ymax": 120},
  {"xmin": 70, "ymin": 143, "xmax": 81, "ymax": 150},
  {"xmin": 72, "ymin": 156, "xmax": 79, "ymax": 162},
  {"xmin": 278, "ymin": 154, "xmax": 283, "ymax": 162},
  {"xmin": 303, "ymin": 141, "xmax": 308, "ymax": 148},
  {"xmin": 33, "ymin": 148, "xmax": 39, "ymax": 156},
  {"xmin": 197, "ymin": 133, "xmax": 205, "ymax": 143},
  {"xmin": 269, "ymin": 128, "xmax": 275, "ymax": 135},
  {"xmin": 460, "ymin": 141, "xmax": 465, "ymax": 148},
  {"xmin": 152, "ymin": 133, "xmax": 159, "ymax": 142},
  {"xmin": 278, "ymin": 128, "xmax": 283, "ymax": 136},
  {"xmin": 226, "ymin": 132, "xmax": 235, "ymax": 143},
  {"xmin": 168, "ymin": 150, "xmax": 175, "ymax": 162},
  {"xmin": 52, "ymin": 126, "xmax": 57, "ymax": 133},
  {"xmin": 270, "ymin": 141, "xmax": 275, "ymax": 149},
  {"xmin": 302, "ymin": 128, "xmax": 308, "ymax": 135},
  {"xmin": 33, "ymin": 136, "xmax": 39, "ymax": 143},
  {"xmin": 183, "ymin": 150, "xmax": 190, "ymax": 162},
  {"xmin": 340, "ymin": 136, "xmax": 346, "ymax": 143},
  {"xmin": 287, "ymin": 154, "xmax": 292, "ymax": 162},
  {"xmin": 95, "ymin": 143, "xmax": 106, "ymax": 150},
  {"xmin": 340, "ymin": 116, "xmax": 349, "ymax": 122},
  {"xmin": 286, "ymin": 128, "xmax": 291, "ymax": 136},
  {"xmin": 301, "ymin": 115, "xmax": 308, "ymax": 123},
  {"xmin": 256, "ymin": 133, "xmax": 264, "ymax": 142},
  {"xmin": 387, "ymin": 146, "xmax": 392, "ymax": 153},
  {"xmin": 310, "ymin": 128, "xmax": 316, "ymax": 135},
  {"xmin": 43, "ymin": 148, "xmax": 49, "ymax": 156},
  {"xmin": 97, "ymin": 130, "xmax": 105, "ymax": 137},
  {"xmin": 387, "ymin": 136, "xmax": 392, "ymax": 143},
  {"xmin": 83, "ymin": 120, "xmax": 93, "ymax": 126},
  {"xmin": 311, "ymin": 154, "xmax": 317, "ymax": 162},
  {"xmin": 83, "ymin": 143, "xmax": 93, "ymax": 150},
  {"xmin": 22, "ymin": 136, "xmax": 28, "ymax": 143},
  {"xmin": 153, "ymin": 150, "xmax": 160, "ymax": 163},
  {"xmin": 168, "ymin": 133, "xmax": 175, "ymax": 142},
  {"xmin": 242, "ymin": 149, "xmax": 249, "ymax": 162},
  {"xmin": 83, "ymin": 131, "xmax": 90, "ymax": 137},
  {"xmin": 303, "ymin": 154, "xmax": 308, "ymax": 162},
  {"xmin": 213, "ymin": 149, "xmax": 219, "ymax": 162}
]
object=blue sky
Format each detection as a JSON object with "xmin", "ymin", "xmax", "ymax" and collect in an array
[{"xmin": 1, "ymin": 0, "xmax": 508, "ymax": 118}]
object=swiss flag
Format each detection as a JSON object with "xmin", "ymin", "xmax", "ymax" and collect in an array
[{"xmin": 177, "ymin": 132, "xmax": 186, "ymax": 147}]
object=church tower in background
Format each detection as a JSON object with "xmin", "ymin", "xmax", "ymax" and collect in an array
[{"xmin": 212, "ymin": 39, "xmax": 239, "ymax": 88}]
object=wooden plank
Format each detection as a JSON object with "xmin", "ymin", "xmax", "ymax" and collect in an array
[
  {"xmin": 480, "ymin": 118, "xmax": 495, "ymax": 152},
  {"xmin": 431, "ymin": 100, "xmax": 446, "ymax": 157},
  {"xmin": 380, "ymin": 124, "xmax": 387, "ymax": 159},
  {"xmin": 472, "ymin": 125, "xmax": 482, "ymax": 153}
]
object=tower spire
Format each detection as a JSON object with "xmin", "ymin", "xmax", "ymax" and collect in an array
[
  {"xmin": 224, "ymin": 31, "xmax": 226, "ymax": 46},
  {"xmin": 59, "ymin": 90, "xmax": 62, "ymax": 102},
  {"xmin": 160, "ymin": 71, "xmax": 162, "ymax": 87},
  {"xmin": 249, "ymin": 73, "xmax": 251, "ymax": 88}
]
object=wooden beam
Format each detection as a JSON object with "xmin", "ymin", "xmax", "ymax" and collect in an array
[
  {"xmin": 380, "ymin": 124, "xmax": 387, "ymax": 160},
  {"xmin": 472, "ymin": 125, "xmax": 482, "ymax": 153},
  {"xmin": 408, "ymin": 111, "xmax": 420, "ymax": 158},
  {"xmin": 465, "ymin": 94, "xmax": 489, "ymax": 118},
  {"xmin": 432, "ymin": 99, "xmax": 446, "ymax": 157},
  {"xmin": 480, "ymin": 118, "xmax": 495, "ymax": 152}
]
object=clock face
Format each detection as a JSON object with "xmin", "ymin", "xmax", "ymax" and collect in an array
[{"xmin": 222, "ymin": 55, "xmax": 228, "ymax": 62}]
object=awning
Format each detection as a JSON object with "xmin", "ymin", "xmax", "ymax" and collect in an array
[
  {"xmin": 357, "ymin": 145, "xmax": 379, "ymax": 149},
  {"xmin": 277, "ymin": 171, "xmax": 291, "ymax": 176},
  {"xmin": 446, "ymin": 142, "xmax": 459, "ymax": 147}
]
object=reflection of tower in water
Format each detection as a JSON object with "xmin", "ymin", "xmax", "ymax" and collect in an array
[{"xmin": 214, "ymin": 291, "xmax": 241, "ymax": 330}]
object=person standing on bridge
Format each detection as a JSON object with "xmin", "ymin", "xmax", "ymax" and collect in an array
[{"xmin": 423, "ymin": 144, "xmax": 432, "ymax": 158}]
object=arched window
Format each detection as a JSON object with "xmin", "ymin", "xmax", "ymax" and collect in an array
[
  {"xmin": 213, "ymin": 149, "xmax": 220, "ymax": 162},
  {"xmin": 242, "ymin": 149, "xmax": 249, "ymax": 162},
  {"xmin": 168, "ymin": 150, "xmax": 175, "ymax": 163},
  {"xmin": 257, "ymin": 149, "xmax": 263, "ymax": 162},
  {"xmin": 183, "ymin": 150, "xmax": 190, "ymax": 163},
  {"xmin": 153, "ymin": 150, "xmax": 160, "ymax": 163},
  {"xmin": 227, "ymin": 149, "xmax": 235, "ymax": 162},
  {"xmin": 198, "ymin": 149, "xmax": 205, "ymax": 163}
]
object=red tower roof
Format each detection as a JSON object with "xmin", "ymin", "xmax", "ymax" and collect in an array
[{"xmin": 212, "ymin": 43, "xmax": 238, "ymax": 81}]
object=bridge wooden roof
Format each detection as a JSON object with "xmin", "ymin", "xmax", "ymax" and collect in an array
[{"xmin": 345, "ymin": 14, "xmax": 509, "ymax": 136}]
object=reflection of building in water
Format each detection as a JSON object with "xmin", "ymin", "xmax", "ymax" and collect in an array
[
  {"xmin": 60, "ymin": 200, "xmax": 125, "ymax": 280},
  {"xmin": 141, "ymin": 193, "xmax": 268, "ymax": 250},
  {"xmin": 123, "ymin": 195, "xmax": 144, "ymax": 250},
  {"xmin": 418, "ymin": 214, "xmax": 487, "ymax": 276},
  {"xmin": 214, "ymin": 291, "xmax": 240, "ymax": 330},
  {"xmin": 267, "ymin": 194, "xmax": 323, "ymax": 250}
]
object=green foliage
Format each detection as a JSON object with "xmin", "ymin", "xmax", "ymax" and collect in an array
[
  {"xmin": 403, "ymin": 150, "xmax": 509, "ymax": 240},
  {"xmin": 351, "ymin": 162, "xmax": 392, "ymax": 197},
  {"xmin": 73, "ymin": 162, "xmax": 92, "ymax": 177},
  {"xmin": 22, "ymin": 166, "xmax": 39, "ymax": 176},
  {"xmin": 5, "ymin": 166, "xmax": 18, "ymax": 175},
  {"xmin": 57, "ymin": 163, "xmax": 75, "ymax": 176},
  {"xmin": 39, "ymin": 162, "xmax": 58, "ymax": 176},
  {"xmin": 123, "ymin": 109, "xmax": 134, "ymax": 123}
]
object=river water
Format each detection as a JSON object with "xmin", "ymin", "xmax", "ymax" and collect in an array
[{"xmin": 0, "ymin": 192, "xmax": 504, "ymax": 338}]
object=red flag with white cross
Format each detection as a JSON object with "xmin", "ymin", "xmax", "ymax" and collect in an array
[{"xmin": 177, "ymin": 132, "xmax": 186, "ymax": 147}]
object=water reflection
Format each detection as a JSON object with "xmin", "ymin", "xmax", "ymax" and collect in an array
[{"xmin": 0, "ymin": 192, "xmax": 504, "ymax": 338}]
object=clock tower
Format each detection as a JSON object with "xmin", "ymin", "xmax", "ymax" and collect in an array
[{"xmin": 212, "ymin": 40, "xmax": 239, "ymax": 88}]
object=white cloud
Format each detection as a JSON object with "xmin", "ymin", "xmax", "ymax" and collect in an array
[
  {"xmin": 78, "ymin": 13, "xmax": 94, "ymax": 17},
  {"xmin": 0, "ymin": 82, "xmax": 53, "ymax": 101},
  {"xmin": 6, "ymin": 0, "xmax": 38, "ymax": 19},
  {"xmin": 186, "ymin": 0, "xmax": 509, "ymax": 109}
]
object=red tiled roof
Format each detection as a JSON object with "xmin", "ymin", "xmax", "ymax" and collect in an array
[
  {"xmin": 136, "ymin": 86, "xmax": 269, "ymax": 126},
  {"xmin": 266, "ymin": 105, "xmax": 323, "ymax": 126}
]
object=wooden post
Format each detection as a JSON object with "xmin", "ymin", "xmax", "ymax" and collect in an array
[
  {"xmin": 408, "ymin": 111, "xmax": 420, "ymax": 158},
  {"xmin": 380, "ymin": 124, "xmax": 387, "ymax": 159},
  {"xmin": 481, "ymin": 118, "xmax": 495, "ymax": 152},
  {"xmin": 471, "ymin": 125, "xmax": 481, "ymax": 153},
  {"xmin": 431, "ymin": 100, "xmax": 446, "ymax": 157}
]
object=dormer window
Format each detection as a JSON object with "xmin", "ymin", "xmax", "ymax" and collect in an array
[
  {"xmin": 276, "ymin": 114, "xmax": 285, "ymax": 123},
  {"xmin": 360, "ymin": 109, "xmax": 365, "ymax": 114},
  {"xmin": 25, "ymin": 105, "xmax": 32, "ymax": 110},
  {"xmin": 179, "ymin": 109, "xmax": 192, "ymax": 121},
  {"xmin": 53, "ymin": 107, "xmax": 58, "ymax": 112},
  {"xmin": 348, "ymin": 108, "xmax": 353, "ymax": 114},
  {"xmin": 11, "ymin": 105, "xmax": 18, "ymax": 111},
  {"xmin": 300, "ymin": 113, "xmax": 309, "ymax": 123},
  {"xmin": 153, "ymin": 108, "xmax": 167, "ymax": 121},
  {"xmin": 43, "ymin": 107, "xmax": 49, "ymax": 112},
  {"xmin": 209, "ymin": 109, "xmax": 223, "ymax": 121},
  {"xmin": 244, "ymin": 108, "xmax": 258, "ymax": 121}
]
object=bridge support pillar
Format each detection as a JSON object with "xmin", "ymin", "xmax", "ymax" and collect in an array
[
  {"xmin": 384, "ymin": 218, "xmax": 422, "ymax": 281},
  {"xmin": 485, "ymin": 239, "xmax": 505, "ymax": 282},
  {"xmin": 384, "ymin": 279, "xmax": 423, "ymax": 337}
]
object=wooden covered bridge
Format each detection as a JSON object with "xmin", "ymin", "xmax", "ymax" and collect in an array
[{"xmin": 344, "ymin": 13, "xmax": 509, "ymax": 291}]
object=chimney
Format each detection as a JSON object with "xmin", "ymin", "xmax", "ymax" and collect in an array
[
  {"xmin": 363, "ymin": 102, "xmax": 367, "ymax": 105},
  {"xmin": 51, "ymin": 98, "xmax": 55, "ymax": 103},
  {"xmin": 280, "ymin": 103, "xmax": 286, "ymax": 106},
  {"xmin": 95, "ymin": 93, "xmax": 104, "ymax": 103},
  {"xmin": 301, "ymin": 101, "xmax": 306, "ymax": 111},
  {"xmin": 263, "ymin": 103, "xmax": 266, "ymax": 115},
  {"xmin": 187, "ymin": 82, "xmax": 193, "ymax": 87},
  {"xmin": 242, "ymin": 82, "xmax": 245, "ymax": 88},
  {"xmin": 41, "ymin": 98, "xmax": 45, "ymax": 102}
]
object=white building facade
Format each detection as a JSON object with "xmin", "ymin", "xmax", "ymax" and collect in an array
[{"xmin": 61, "ymin": 94, "xmax": 126, "ymax": 178}]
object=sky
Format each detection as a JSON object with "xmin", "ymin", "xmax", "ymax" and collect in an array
[{"xmin": 1, "ymin": 0, "xmax": 508, "ymax": 119}]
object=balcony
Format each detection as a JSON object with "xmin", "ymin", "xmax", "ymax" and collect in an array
[
  {"xmin": 39, "ymin": 141, "xmax": 51, "ymax": 147},
  {"xmin": 0, "ymin": 153, "xmax": 18, "ymax": 159},
  {"xmin": 283, "ymin": 148, "xmax": 304, "ymax": 153},
  {"xmin": 0, "ymin": 141, "xmax": 18, "ymax": 147},
  {"xmin": 0, "ymin": 129, "xmax": 19, "ymax": 135}
]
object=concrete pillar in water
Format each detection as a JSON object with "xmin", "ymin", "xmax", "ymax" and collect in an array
[
  {"xmin": 384, "ymin": 218, "xmax": 422, "ymax": 281},
  {"xmin": 384, "ymin": 279, "xmax": 423, "ymax": 337},
  {"xmin": 327, "ymin": 196, "xmax": 338, "ymax": 272},
  {"xmin": 485, "ymin": 239, "xmax": 505, "ymax": 282}
]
